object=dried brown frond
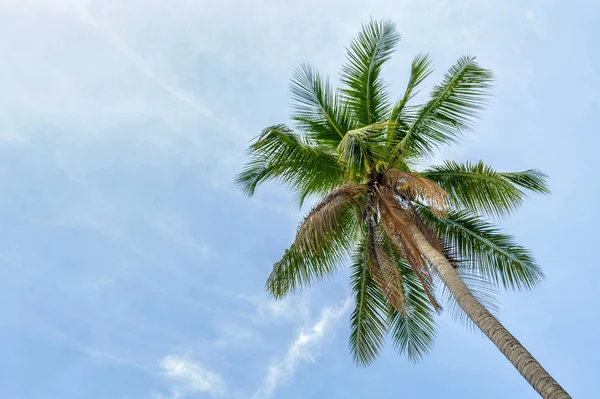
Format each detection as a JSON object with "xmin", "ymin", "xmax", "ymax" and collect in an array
[
  {"xmin": 383, "ymin": 169, "xmax": 448, "ymax": 217},
  {"xmin": 365, "ymin": 218, "xmax": 407, "ymax": 316},
  {"xmin": 411, "ymin": 204, "xmax": 462, "ymax": 269},
  {"xmin": 296, "ymin": 184, "xmax": 368, "ymax": 252},
  {"xmin": 411, "ymin": 208, "xmax": 444, "ymax": 254},
  {"xmin": 376, "ymin": 187, "xmax": 442, "ymax": 311},
  {"xmin": 395, "ymin": 226, "xmax": 442, "ymax": 313}
]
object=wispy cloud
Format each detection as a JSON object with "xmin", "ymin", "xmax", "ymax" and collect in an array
[
  {"xmin": 160, "ymin": 355, "xmax": 226, "ymax": 398},
  {"xmin": 228, "ymin": 293, "xmax": 313, "ymax": 329},
  {"xmin": 76, "ymin": 4, "xmax": 213, "ymax": 117},
  {"xmin": 252, "ymin": 298, "xmax": 352, "ymax": 399}
]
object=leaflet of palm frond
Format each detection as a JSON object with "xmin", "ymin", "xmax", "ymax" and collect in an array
[
  {"xmin": 376, "ymin": 188, "xmax": 441, "ymax": 311},
  {"xmin": 365, "ymin": 217, "xmax": 408, "ymax": 316},
  {"xmin": 383, "ymin": 169, "xmax": 448, "ymax": 216},
  {"xmin": 295, "ymin": 184, "xmax": 368, "ymax": 253}
]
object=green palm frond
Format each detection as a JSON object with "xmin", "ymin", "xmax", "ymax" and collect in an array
[
  {"xmin": 290, "ymin": 64, "xmax": 355, "ymax": 147},
  {"xmin": 420, "ymin": 160, "xmax": 548, "ymax": 218},
  {"xmin": 420, "ymin": 207, "xmax": 545, "ymax": 290},
  {"xmin": 387, "ymin": 257, "xmax": 438, "ymax": 362},
  {"xmin": 388, "ymin": 53, "xmax": 433, "ymax": 137},
  {"xmin": 349, "ymin": 239, "xmax": 390, "ymax": 366},
  {"xmin": 341, "ymin": 19, "xmax": 400, "ymax": 126},
  {"xmin": 235, "ymin": 124, "xmax": 345, "ymax": 205},
  {"xmin": 266, "ymin": 185, "xmax": 366, "ymax": 299},
  {"xmin": 498, "ymin": 169, "xmax": 550, "ymax": 194},
  {"xmin": 336, "ymin": 122, "xmax": 393, "ymax": 179},
  {"xmin": 393, "ymin": 56, "xmax": 493, "ymax": 159}
]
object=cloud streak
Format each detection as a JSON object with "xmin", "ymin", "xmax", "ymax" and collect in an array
[
  {"xmin": 77, "ymin": 5, "xmax": 213, "ymax": 117},
  {"xmin": 252, "ymin": 298, "xmax": 352, "ymax": 399},
  {"xmin": 160, "ymin": 355, "xmax": 226, "ymax": 398}
]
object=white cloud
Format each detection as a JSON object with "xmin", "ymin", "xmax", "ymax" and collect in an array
[
  {"xmin": 252, "ymin": 298, "xmax": 352, "ymax": 399},
  {"xmin": 160, "ymin": 355, "xmax": 226, "ymax": 398}
]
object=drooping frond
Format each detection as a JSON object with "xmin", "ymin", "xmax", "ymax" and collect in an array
[
  {"xmin": 365, "ymin": 217, "xmax": 407, "ymax": 316},
  {"xmin": 388, "ymin": 53, "xmax": 433, "ymax": 136},
  {"xmin": 419, "ymin": 206, "xmax": 545, "ymax": 290},
  {"xmin": 349, "ymin": 239, "xmax": 389, "ymax": 366},
  {"xmin": 290, "ymin": 64, "xmax": 355, "ymax": 148},
  {"xmin": 382, "ymin": 169, "xmax": 448, "ymax": 216},
  {"xmin": 420, "ymin": 160, "xmax": 548, "ymax": 218},
  {"xmin": 336, "ymin": 122, "xmax": 393, "ymax": 179},
  {"xmin": 266, "ymin": 185, "xmax": 367, "ymax": 299},
  {"xmin": 386, "ymin": 255, "xmax": 437, "ymax": 362},
  {"xmin": 341, "ymin": 19, "xmax": 400, "ymax": 125},
  {"xmin": 236, "ymin": 124, "xmax": 345, "ymax": 205},
  {"xmin": 296, "ymin": 184, "xmax": 369, "ymax": 252},
  {"xmin": 375, "ymin": 188, "xmax": 441, "ymax": 311},
  {"xmin": 392, "ymin": 56, "xmax": 493, "ymax": 159},
  {"xmin": 375, "ymin": 187, "xmax": 417, "ymax": 264}
]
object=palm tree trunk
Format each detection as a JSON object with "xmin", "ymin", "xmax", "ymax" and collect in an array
[{"xmin": 405, "ymin": 223, "xmax": 570, "ymax": 399}]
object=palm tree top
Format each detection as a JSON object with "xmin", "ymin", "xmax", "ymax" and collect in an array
[{"xmin": 236, "ymin": 19, "xmax": 549, "ymax": 365}]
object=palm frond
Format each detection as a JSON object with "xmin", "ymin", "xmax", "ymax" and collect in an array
[
  {"xmin": 376, "ymin": 188, "xmax": 441, "ymax": 311},
  {"xmin": 420, "ymin": 160, "xmax": 545, "ymax": 218},
  {"xmin": 382, "ymin": 169, "xmax": 448, "ymax": 216},
  {"xmin": 341, "ymin": 19, "xmax": 400, "ymax": 125},
  {"xmin": 365, "ymin": 217, "xmax": 407, "ymax": 315},
  {"xmin": 419, "ymin": 206, "xmax": 545, "ymax": 290},
  {"xmin": 388, "ymin": 53, "xmax": 433, "ymax": 139},
  {"xmin": 498, "ymin": 169, "xmax": 550, "ymax": 194},
  {"xmin": 296, "ymin": 184, "xmax": 369, "ymax": 251},
  {"xmin": 236, "ymin": 124, "xmax": 345, "ymax": 205},
  {"xmin": 392, "ymin": 56, "xmax": 493, "ymax": 159},
  {"xmin": 387, "ymin": 256, "xmax": 438, "ymax": 362},
  {"xmin": 291, "ymin": 64, "xmax": 355, "ymax": 147},
  {"xmin": 266, "ymin": 185, "xmax": 367, "ymax": 299},
  {"xmin": 349, "ymin": 239, "xmax": 389, "ymax": 366},
  {"xmin": 336, "ymin": 122, "xmax": 393, "ymax": 179}
]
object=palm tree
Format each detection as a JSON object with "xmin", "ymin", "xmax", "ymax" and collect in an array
[{"xmin": 236, "ymin": 19, "xmax": 570, "ymax": 398}]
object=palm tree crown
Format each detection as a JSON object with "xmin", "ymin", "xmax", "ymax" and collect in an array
[{"xmin": 236, "ymin": 19, "xmax": 549, "ymax": 366}]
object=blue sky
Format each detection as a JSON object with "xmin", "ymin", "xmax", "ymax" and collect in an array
[{"xmin": 0, "ymin": 0, "xmax": 598, "ymax": 398}]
